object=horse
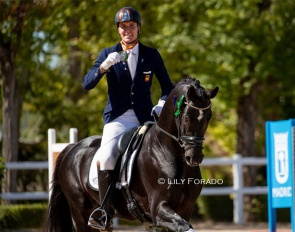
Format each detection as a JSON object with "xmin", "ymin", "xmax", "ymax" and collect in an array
[{"xmin": 46, "ymin": 77, "xmax": 219, "ymax": 232}]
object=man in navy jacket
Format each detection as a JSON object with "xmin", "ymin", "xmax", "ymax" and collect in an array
[{"xmin": 82, "ymin": 6, "xmax": 173, "ymax": 230}]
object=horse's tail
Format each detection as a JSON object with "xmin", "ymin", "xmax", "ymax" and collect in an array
[{"xmin": 47, "ymin": 144, "xmax": 75, "ymax": 232}]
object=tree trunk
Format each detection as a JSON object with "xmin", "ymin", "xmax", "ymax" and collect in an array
[
  {"xmin": 236, "ymin": 81, "xmax": 262, "ymax": 222},
  {"xmin": 68, "ymin": 16, "xmax": 82, "ymax": 81},
  {"xmin": 0, "ymin": 2, "xmax": 28, "ymax": 202},
  {"xmin": 68, "ymin": 11, "xmax": 83, "ymax": 101},
  {"xmin": 1, "ymin": 46, "xmax": 19, "ymax": 201}
]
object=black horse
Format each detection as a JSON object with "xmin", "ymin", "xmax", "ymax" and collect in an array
[{"xmin": 47, "ymin": 77, "xmax": 218, "ymax": 232}]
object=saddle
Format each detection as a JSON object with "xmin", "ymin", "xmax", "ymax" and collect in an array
[
  {"xmin": 118, "ymin": 127, "xmax": 138, "ymax": 155},
  {"xmin": 115, "ymin": 121, "xmax": 154, "ymax": 223},
  {"xmin": 117, "ymin": 121, "xmax": 154, "ymax": 187}
]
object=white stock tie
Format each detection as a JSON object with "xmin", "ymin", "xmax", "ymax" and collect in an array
[{"xmin": 127, "ymin": 50, "xmax": 137, "ymax": 80}]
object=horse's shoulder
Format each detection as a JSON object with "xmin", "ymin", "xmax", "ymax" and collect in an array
[{"xmin": 80, "ymin": 135, "xmax": 102, "ymax": 148}]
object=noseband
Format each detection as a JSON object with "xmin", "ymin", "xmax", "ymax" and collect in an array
[{"xmin": 156, "ymin": 99, "xmax": 211, "ymax": 148}]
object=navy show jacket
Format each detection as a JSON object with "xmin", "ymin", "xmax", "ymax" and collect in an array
[{"xmin": 82, "ymin": 42, "xmax": 174, "ymax": 124}]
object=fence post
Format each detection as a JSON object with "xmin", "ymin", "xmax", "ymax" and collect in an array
[
  {"xmin": 48, "ymin": 128, "xmax": 78, "ymax": 199},
  {"xmin": 233, "ymin": 154, "xmax": 243, "ymax": 224},
  {"xmin": 48, "ymin": 128, "xmax": 56, "ymax": 199},
  {"xmin": 70, "ymin": 128, "xmax": 78, "ymax": 143}
]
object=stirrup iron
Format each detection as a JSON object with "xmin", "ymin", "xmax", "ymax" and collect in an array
[{"xmin": 88, "ymin": 207, "xmax": 108, "ymax": 230}]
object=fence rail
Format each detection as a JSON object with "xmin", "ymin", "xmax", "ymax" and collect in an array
[
  {"xmin": 201, "ymin": 155, "xmax": 267, "ymax": 224},
  {"xmin": 0, "ymin": 128, "xmax": 268, "ymax": 225},
  {"xmin": 5, "ymin": 161, "xmax": 48, "ymax": 170}
]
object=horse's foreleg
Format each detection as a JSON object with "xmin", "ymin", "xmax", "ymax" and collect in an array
[{"xmin": 154, "ymin": 202, "xmax": 194, "ymax": 232}]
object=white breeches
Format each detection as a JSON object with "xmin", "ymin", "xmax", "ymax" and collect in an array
[{"xmin": 91, "ymin": 109, "xmax": 140, "ymax": 171}]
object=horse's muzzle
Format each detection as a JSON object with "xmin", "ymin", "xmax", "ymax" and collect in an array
[
  {"xmin": 182, "ymin": 137, "xmax": 205, "ymax": 166},
  {"xmin": 185, "ymin": 151, "xmax": 204, "ymax": 167}
]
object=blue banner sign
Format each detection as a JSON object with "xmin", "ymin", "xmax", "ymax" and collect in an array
[{"xmin": 266, "ymin": 119, "xmax": 295, "ymax": 232}]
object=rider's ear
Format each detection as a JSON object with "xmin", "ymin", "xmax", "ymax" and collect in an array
[{"xmin": 208, "ymin": 87, "xmax": 219, "ymax": 99}]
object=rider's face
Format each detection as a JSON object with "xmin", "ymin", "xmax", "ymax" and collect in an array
[{"xmin": 118, "ymin": 21, "xmax": 140, "ymax": 44}]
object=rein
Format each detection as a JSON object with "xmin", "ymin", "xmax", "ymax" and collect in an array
[
  {"xmin": 156, "ymin": 123, "xmax": 182, "ymax": 146},
  {"xmin": 156, "ymin": 100, "xmax": 211, "ymax": 148}
]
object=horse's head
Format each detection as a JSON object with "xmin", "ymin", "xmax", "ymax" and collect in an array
[{"xmin": 161, "ymin": 78, "xmax": 218, "ymax": 167}]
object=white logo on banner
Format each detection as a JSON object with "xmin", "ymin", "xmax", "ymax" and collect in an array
[{"xmin": 274, "ymin": 132, "xmax": 289, "ymax": 184}]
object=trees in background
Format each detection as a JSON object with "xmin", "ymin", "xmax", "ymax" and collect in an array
[
  {"xmin": 0, "ymin": 0, "xmax": 51, "ymax": 198},
  {"xmin": 1, "ymin": 0, "xmax": 295, "ymax": 220}
]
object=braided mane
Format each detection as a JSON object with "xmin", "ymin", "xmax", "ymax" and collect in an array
[{"xmin": 177, "ymin": 77, "xmax": 207, "ymax": 99}]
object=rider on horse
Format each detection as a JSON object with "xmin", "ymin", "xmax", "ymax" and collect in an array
[{"xmin": 82, "ymin": 6, "xmax": 174, "ymax": 230}]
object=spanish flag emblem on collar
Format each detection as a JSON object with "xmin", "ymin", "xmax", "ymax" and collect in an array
[{"xmin": 145, "ymin": 74, "xmax": 150, "ymax": 82}]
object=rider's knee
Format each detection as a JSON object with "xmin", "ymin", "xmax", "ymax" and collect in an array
[{"xmin": 99, "ymin": 156, "xmax": 117, "ymax": 170}]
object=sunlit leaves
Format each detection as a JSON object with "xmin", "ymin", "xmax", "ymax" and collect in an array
[{"xmin": 1, "ymin": 0, "xmax": 294, "ymax": 155}]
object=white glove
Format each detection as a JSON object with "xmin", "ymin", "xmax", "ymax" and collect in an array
[
  {"xmin": 151, "ymin": 99, "xmax": 166, "ymax": 116},
  {"xmin": 100, "ymin": 52, "xmax": 121, "ymax": 70}
]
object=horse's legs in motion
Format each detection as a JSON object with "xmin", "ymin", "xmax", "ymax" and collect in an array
[
  {"xmin": 155, "ymin": 202, "xmax": 194, "ymax": 232},
  {"xmin": 88, "ymin": 162, "xmax": 115, "ymax": 231}
]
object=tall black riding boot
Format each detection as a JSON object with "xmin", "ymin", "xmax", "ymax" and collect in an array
[{"xmin": 88, "ymin": 169, "xmax": 115, "ymax": 231}]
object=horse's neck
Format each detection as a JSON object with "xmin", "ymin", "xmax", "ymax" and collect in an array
[
  {"xmin": 158, "ymin": 121, "xmax": 178, "ymax": 143},
  {"xmin": 157, "ymin": 105, "xmax": 182, "ymax": 152},
  {"xmin": 158, "ymin": 97, "xmax": 178, "ymax": 133}
]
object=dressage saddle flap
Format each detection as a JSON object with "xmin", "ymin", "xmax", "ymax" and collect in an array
[{"xmin": 118, "ymin": 127, "xmax": 138, "ymax": 154}]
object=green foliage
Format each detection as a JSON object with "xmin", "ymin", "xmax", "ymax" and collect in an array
[
  {"xmin": 0, "ymin": 203, "xmax": 47, "ymax": 229},
  {"xmin": 199, "ymin": 195, "xmax": 233, "ymax": 222},
  {"xmin": 1, "ymin": 1, "xmax": 294, "ymax": 145},
  {"xmin": 9, "ymin": 0, "xmax": 294, "ymax": 152},
  {"xmin": 151, "ymin": 0, "xmax": 295, "ymax": 156}
]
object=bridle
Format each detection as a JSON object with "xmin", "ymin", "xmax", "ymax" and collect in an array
[{"xmin": 156, "ymin": 97, "xmax": 211, "ymax": 149}]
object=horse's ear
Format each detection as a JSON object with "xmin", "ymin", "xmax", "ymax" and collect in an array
[
  {"xmin": 187, "ymin": 85, "xmax": 196, "ymax": 99},
  {"xmin": 208, "ymin": 87, "xmax": 219, "ymax": 99}
]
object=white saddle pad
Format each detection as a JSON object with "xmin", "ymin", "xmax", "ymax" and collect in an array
[
  {"xmin": 88, "ymin": 151, "xmax": 136, "ymax": 191},
  {"xmin": 88, "ymin": 123, "xmax": 151, "ymax": 190}
]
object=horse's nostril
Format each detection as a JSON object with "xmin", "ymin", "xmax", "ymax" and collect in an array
[{"xmin": 185, "ymin": 156, "xmax": 191, "ymax": 163}]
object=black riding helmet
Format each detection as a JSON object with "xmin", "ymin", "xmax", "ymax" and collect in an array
[{"xmin": 115, "ymin": 7, "xmax": 141, "ymax": 27}]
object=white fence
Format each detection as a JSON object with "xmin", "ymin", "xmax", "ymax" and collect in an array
[
  {"xmin": 1, "ymin": 128, "xmax": 78, "ymax": 201},
  {"xmin": 2, "ymin": 161, "xmax": 48, "ymax": 201},
  {"xmin": 201, "ymin": 155, "xmax": 267, "ymax": 224},
  {"xmin": 1, "ymin": 128, "xmax": 267, "ymax": 224}
]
